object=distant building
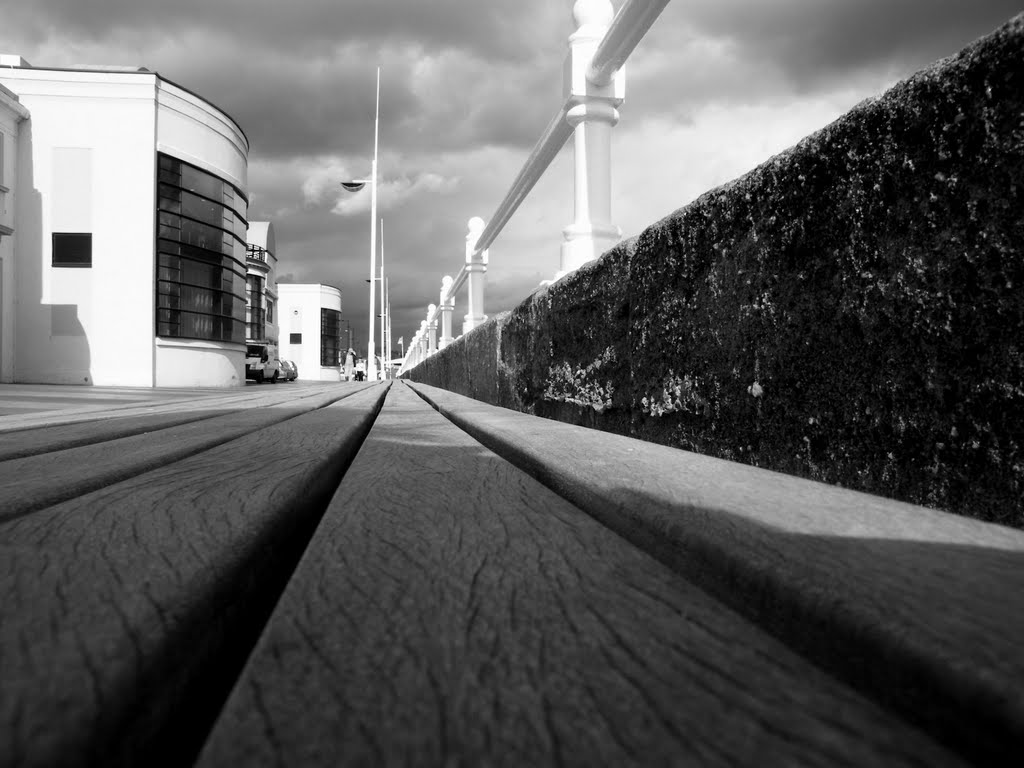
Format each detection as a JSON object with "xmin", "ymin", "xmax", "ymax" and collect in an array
[
  {"xmin": 277, "ymin": 283, "xmax": 342, "ymax": 381},
  {"xmin": 245, "ymin": 222, "xmax": 279, "ymax": 352},
  {"xmin": 0, "ymin": 56, "xmax": 250, "ymax": 386}
]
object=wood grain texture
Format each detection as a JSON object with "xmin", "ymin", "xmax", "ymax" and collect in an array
[
  {"xmin": 407, "ymin": 381, "xmax": 1024, "ymax": 766},
  {"xmin": 0, "ymin": 384, "xmax": 388, "ymax": 768},
  {"xmin": 0, "ymin": 385, "xmax": 374, "ymax": 520},
  {"xmin": 0, "ymin": 388, "xmax": 251, "ymax": 433},
  {"xmin": 0, "ymin": 382, "xmax": 365, "ymax": 461},
  {"xmin": 197, "ymin": 382, "xmax": 961, "ymax": 768}
]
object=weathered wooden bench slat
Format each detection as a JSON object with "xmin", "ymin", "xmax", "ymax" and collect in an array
[
  {"xmin": 0, "ymin": 382, "xmax": 365, "ymax": 461},
  {"xmin": 406, "ymin": 381, "xmax": 1024, "ymax": 766},
  {"xmin": 0, "ymin": 384, "xmax": 376, "ymax": 521},
  {"xmin": 0, "ymin": 387, "xmax": 263, "ymax": 434},
  {"xmin": 197, "ymin": 382, "xmax": 961, "ymax": 767},
  {"xmin": 0, "ymin": 384, "xmax": 388, "ymax": 768}
]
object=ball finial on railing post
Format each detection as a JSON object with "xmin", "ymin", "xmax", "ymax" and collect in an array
[
  {"xmin": 467, "ymin": 216, "xmax": 485, "ymax": 246},
  {"xmin": 573, "ymin": 0, "xmax": 614, "ymax": 31}
]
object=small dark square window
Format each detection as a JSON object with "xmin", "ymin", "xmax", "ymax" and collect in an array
[
  {"xmin": 53, "ymin": 233, "xmax": 92, "ymax": 267},
  {"xmin": 290, "ymin": 333, "xmax": 302, "ymax": 344}
]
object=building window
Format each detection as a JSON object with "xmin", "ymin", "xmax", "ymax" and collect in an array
[
  {"xmin": 321, "ymin": 308, "xmax": 341, "ymax": 367},
  {"xmin": 156, "ymin": 153, "xmax": 247, "ymax": 343},
  {"xmin": 266, "ymin": 299, "xmax": 274, "ymax": 324},
  {"xmin": 52, "ymin": 233, "xmax": 92, "ymax": 267},
  {"xmin": 246, "ymin": 274, "xmax": 265, "ymax": 340},
  {"xmin": 290, "ymin": 333, "xmax": 302, "ymax": 344}
]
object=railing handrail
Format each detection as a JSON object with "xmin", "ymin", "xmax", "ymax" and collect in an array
[
  {"xmin": 587, "ymin": 0, "xmax": 670, "ymax": 86},
  {"xmin": 470, "ymin": 106, "xmax": 573, "ymax": 260}
]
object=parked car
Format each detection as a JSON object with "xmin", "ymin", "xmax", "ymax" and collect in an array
[{"xmin": 280, "ymin": 360, "xmax": 298, "ymax": 381}]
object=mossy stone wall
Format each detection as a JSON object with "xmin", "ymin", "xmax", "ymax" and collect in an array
[{"xmin": 406, "ymin": 15, "xmax": 1024, "ymax": 527}]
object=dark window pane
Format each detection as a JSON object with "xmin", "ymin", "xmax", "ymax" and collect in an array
[
  {"xmin": 158, "ymin": 195, "xmax": 181, "ymax": 214},
  {"xmin": 156, "ymin": 152, "xmax": 248, "ymax": 343},
  {"xmin": 290, "ymin": 333, "xmax": 302, "ymax": 344},
  {"xmin": 180, "ymin": 163, "xmax": 224, "ymax": 202},
  {"xmin": 181, "ymin": 190, "xmax": 223, "ymax": 224},
  {"xmin": 52, "ymin": 233, "xmax": 92, "ymax": 267},
  {"xmin": 320, "ymin": 308, "xmax": 341, "ymax": 366}
]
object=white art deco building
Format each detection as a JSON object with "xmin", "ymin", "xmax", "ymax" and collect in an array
[
  {"xmin": 276, "ymin": 283, "xmax": 342, "ymax": 382},
  {"xmin": 0, "ymin": 55, "xmax": 250, "ymax": 386}
]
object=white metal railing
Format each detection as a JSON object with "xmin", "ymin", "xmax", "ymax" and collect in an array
[{"xmin": 399, "ymin": 0, "xmax": 670, "ymax": 375}]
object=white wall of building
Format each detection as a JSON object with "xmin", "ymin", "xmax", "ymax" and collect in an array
[
  {"xmin": 277, "ymin": 283, "xmax": 342, "ymax": 381},
  {"xmin": 0, "ymin": 69, "xmax": 158, "ymax": 385},
  {"xmin": 0, "ymin": 64, "xmax": 250, "ymax": 387}
]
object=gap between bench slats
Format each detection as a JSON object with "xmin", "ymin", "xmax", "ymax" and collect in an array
[
  {"xmin": 0, "ymin": 383, "xmax": 372, "ymax": 461},
  {"xmin": 0, "ymin": 384, "xmax": 388, "ymax": 768},
  {"xmin": 196, "ymin": 381, "xmax": 960, "ymax": 768},
  {"xmin": 0, "ymin": 384, "xmax": 376, "ymax": 521}
]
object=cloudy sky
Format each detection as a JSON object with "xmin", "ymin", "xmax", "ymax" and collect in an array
[{"xmin": 1, "ymin": 0, "xmax": 1019, "ymax": 358}]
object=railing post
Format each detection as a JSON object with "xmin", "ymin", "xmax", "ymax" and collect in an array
[
  {"xmin": 439, "ymin": 275, "xmax": 454, "ymax": 349},
  {"xmin": 410, "ymin": 332, "xmax": 420, "ymax": 367},
  {"xmin": 427, "ymin": 305, "xmax": 438, "ymax": 355},
  {"xmin": 419, "ymin": 320, "xmax": 428, "ymax": 362},
  {"xmin": 560, "ymin": 0, "xmax": 625, "ymax": 278},
  {"xmin": 464, "ymin": 217, "xmax": 488, "ymax": 332}
]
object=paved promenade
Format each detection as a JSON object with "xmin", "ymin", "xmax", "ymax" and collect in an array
[{"xmin": 1, "ymin": 380, "xmax": 1022, "ymax": 767}]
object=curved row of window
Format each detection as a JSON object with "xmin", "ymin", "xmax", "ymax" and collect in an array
[{"xmin": 156, "ymin": 154, "xmax": 248, "ymax": 343}]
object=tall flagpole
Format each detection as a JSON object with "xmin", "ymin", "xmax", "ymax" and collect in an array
[{"xmin": 367, "ymin": 67, "xmax": 380, "ymax": 381}]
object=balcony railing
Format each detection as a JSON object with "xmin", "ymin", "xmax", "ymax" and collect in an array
[{"xmin": 246, "ymin": 245, "xmax": 268, "ymax": 264}]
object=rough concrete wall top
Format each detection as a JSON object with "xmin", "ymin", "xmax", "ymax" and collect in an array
[{"xmin": 408, "ymin": 14, "xmax": 1024, "ymax": 527}]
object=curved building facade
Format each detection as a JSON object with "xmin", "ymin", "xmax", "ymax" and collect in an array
[
  {"xmin": 277, "ymin": 283, "xmax": 343, "ymax": 382},
  {"xmin": 0, "ymin": 58, "xmax": 250, "ymax": 386}
]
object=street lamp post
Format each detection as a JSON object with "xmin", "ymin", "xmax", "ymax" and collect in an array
[
  {"xmin": 341, "ymin": 67, "xmax": 381, "ymax": 381},
  {"xmin": 379, "ymin": 218, "xmax": 386, "ymax": 379},
  {"xmin": 385, "ymin": 276, "xmax": 391, "ymax": 377}
]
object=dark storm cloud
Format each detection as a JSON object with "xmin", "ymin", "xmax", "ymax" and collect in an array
[
  {"xmin": 4, "ymin": 0, "xmax": 1021, "ymax": 353},
  {"xmin": 0, "ymin": 0, "xmax": 564, "ymax": 62},
  {"xmin": 674, "ymin": 0, "xmax": 1022, "ymax": 87},
  {"xmin": 0, "ymin": 0, "xmax": 565, "ymax": 158}
]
